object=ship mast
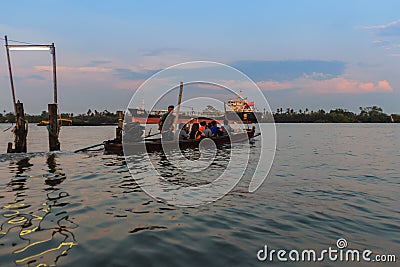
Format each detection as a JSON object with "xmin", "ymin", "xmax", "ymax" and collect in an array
[{"xmin": 141, "ymin": 94, "xmax": 145, "ymax": 110}]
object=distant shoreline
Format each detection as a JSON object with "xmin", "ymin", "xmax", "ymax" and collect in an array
[{"xmin": 0, "ymin": 106, "xmax": 399, "ymax": 125}]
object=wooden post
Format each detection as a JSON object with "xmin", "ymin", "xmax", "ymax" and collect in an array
[
  {"xmin": 116, "ymin": 111, "xmax": 124, "ymax": 142},
  {"xmin": 7, "ymin": 142, "xmax": 13, "ymax": 153},
  {"xmin": 48, "ymin": 103, "xmax": 60, "ymax": 151},
  {"xmin": 14, "ymin": 102, "xmax": 27, "ymax": 153},
  {"xmin": 173, "ymin": 82, "xmax": 183, "ymax": 139},
  {"xmin": 50, "ymin": 43, "xmax": 57, "ymax": 104},
  {"xmin": 4, "ymin": 35, "xmax": 17, "ymax": 114}
]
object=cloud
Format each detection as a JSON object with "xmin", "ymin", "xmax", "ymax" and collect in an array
[
  {"xmin": 303, "ymin": 78, "xmax": 393, "ymax": 94},
  {"xmin": 364, "ymin": 20, "xmax": 400, "ymax": 36},
  {"xmin": 256, "ymin": 77, "xmax": 393, "ymax": 94},
  {"xmin": 230, "ymin": 60, "xmax": 345, "ymax": 82},
  {"xmin": 27, "ymin": 74, "xmax": 45, "ymax": 80},
  {"xmin": 113, "ymin": 68, "xmax": 158, "ymax": 80},
  {"xmin": 372, "ymin": 39, "xmax": 391, "ymax": 48},
  {"xmin": 141, "ymin": 47, "xmax": 183, "ymax": 56},
  {"xmin": 363, "ymin": 20, "xmax": 400, "ymax": 53},
  {"xmin": 35, "ymin": 65, "xmax": 111, "ymax": 72},
  {"xmin": 256, "ymin": 80, "xmax": 294, "ymax": 91},
  {"xmin": 85, "ymin": 60, "xmax": 112, "ymax": 67}
]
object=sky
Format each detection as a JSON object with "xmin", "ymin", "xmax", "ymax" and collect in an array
[{"xmin": 0, "ymin": 0, "xmax": 400, "ymax": 114}]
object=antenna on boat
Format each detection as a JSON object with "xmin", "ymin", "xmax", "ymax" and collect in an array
[{"xmin": 141, "ymin": 94, "xmax": 145, "ymax": 110}]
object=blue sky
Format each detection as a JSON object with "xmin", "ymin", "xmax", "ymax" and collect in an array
[{"xmin": 1, "ymin": 0, "xmax": 400, "ymax": 114}]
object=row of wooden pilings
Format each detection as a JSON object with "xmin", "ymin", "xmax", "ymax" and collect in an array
[
  {"xmin": 6, "ymin": 102, "xmax": 60, "ymax": 153},
  {"xmin": 4, "ymin": 35, "xmax": 60, "ymax": 153}
]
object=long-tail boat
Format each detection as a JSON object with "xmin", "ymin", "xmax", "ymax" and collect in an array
[{"xmin": 104, "ymin": 129, "xmax": 256, "ymax": 155}]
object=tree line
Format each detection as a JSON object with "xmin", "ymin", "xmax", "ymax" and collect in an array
[
  {"xmin": 0, "ymin": 109, "xmax": 118, "ymax": 125},
  {"xmin": 0, "ymin": 106, "xmax": 399, "ymax": 124},
  {"xmin": 266, "ymin": 106, "xmax": 399, "ymax": 123}
]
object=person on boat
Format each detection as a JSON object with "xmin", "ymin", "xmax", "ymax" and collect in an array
[
  {"xmin": 189, "ymin": 123, "xmax": 204, "ymax": 139},
  {"xmin": 124, "ymin": 122, "xmax": 143, "ymax": 142},
  {"xmin": 199, "ymin": 121, "xmax": 207, "ymax": 132},
  {"xmin": 202, "ymin": 123, "xmax": 213, "ymax": 138},
  {"xmin": 159, "ymin": 105, "xmax": 175, "ymax": 140},
  {"xmin": 210, "ymin": 120, "xmax": 223, "ymax": 137},
  {"xmin": 178, "ymin": 123, "xmax": 189, "ymax": 140},
  {"xmin": 159, "ymin": 105, "xmax": 175, "ymax": 132}
]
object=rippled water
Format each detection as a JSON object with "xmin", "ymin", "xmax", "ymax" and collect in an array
[{"xmin": 0, "ymin": 124, "xmax": 399, "ymax": 266}]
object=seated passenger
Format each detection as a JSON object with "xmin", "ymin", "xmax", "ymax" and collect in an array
[
  {"xmin": 210, "ymin": 120, "xmax": 223, "ymax": 137},
  {"xmin": 199, "ymin": 121, "xmax": 207, "ymax": 132},
  {"xmin": 178, "ymin": 123, "xmax": 189, "ymax": 140},
  {"xmin": 189, "ymin": 123, "xmax": 204, "ymax": 140},
  {"xmin": 202, "ymin": 123, "xmax": 213, "ymax": 138}
]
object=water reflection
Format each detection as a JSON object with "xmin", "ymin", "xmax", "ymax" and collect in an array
[
  {"xmin": 7, "ymin": 157, "xmax": 32, "ymax": 194},
  {"xmin": 44, "ymin": 153, "xmax": 66, "ymax": 187},
  {"xmin": 0, "ymin": 154, "xmax": 78, "ymax": 266}
]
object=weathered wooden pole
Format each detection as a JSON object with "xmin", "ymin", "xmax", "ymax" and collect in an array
[
  {"xmin": 7, "ymin": 142, "xmax": 13, "ymax": 153},
  {"xmin": 48, "ymin": 44, "xmax": 60, "ymax": 151},
  {"xmin": 4, "ymin": 35, "xmax": 17, "ymax": 114},
  {"xmin": 48, "ymin": 103, "xmax": 60, "ymax": 151},
  {"xmin": 116, "ymin": 111, "xmax": 124, "ymax": 142},
  {"xmin": 14, "ymin": 102, "xmax": 27, "ymax": 153}
]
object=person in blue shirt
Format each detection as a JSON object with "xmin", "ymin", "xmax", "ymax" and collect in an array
[{"xmin": 210, "ymin": 120, "xmax": 223, "ymax": 137}]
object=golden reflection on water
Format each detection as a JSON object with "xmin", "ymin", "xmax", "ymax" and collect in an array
[{"xmin": 0, "ymin": 155, "xmax": 78, "ymax": 267}]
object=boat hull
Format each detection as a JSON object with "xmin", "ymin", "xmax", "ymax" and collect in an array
[{"xmin": 104, "ymin": 130, "xmax": 255, "ymax": 155}]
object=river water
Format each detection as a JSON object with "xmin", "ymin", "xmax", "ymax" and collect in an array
[{"xmin": 0, "ymin": 124, "xmax": 398, "ymax": 266}]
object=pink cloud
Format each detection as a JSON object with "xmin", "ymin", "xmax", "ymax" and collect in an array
[
  {"xmin": 254, "ymin": 77, "xmax": 393, "ymax": 94},
  {"xmin": 256, "ymin": 80, "xmax": 294, "ymax": 91},
  {"xmin": 302, "ymin": 77, "xmax": 393, "ymax": 94},
  {"xmin": 35, "ymin": 65, "xmax": 111, "ymax": 73},
  {"xmin": 115, "ymin": 79, "xmax": 145, "ymax": 90}
]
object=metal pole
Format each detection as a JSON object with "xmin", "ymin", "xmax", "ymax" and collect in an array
[
  {"xmin": 224, "ymin": 101, "xmax": 227, "ymax": 122},
  {"xmin": 4, "ymin": 36, "xmax": 17, "ymax": 114},
  {"xmin": 51, "ymin": 43, "xmax": 57, "ymax": 104}
]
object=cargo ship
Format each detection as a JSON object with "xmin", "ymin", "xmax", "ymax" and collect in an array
[
  {"xmin": 225, "ymin": 95, "xmax": 261, "ymax": 123},
  {"xmin": 128, "ymin": 94, "xmax": 261, "ymax": 124}
]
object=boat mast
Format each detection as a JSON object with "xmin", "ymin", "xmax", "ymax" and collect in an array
[
  {"xmin": 173, "ymin": 82, "xmax": 183, "ymax": 139},
  {"xmin": 141, "ymin": 94, "xmax": 145, "ymax": 110}
]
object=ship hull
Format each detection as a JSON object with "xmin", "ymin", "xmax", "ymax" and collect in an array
[
  {"xmin": 129, "ymin": 109, "xmax": 260, "ymax": 124},
  {"xmin": 225, "ymin": 111, "xmax": 261, "ymax": 123}
]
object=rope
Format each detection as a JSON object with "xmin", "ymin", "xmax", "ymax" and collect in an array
[
  {"xmin": 2, "ymin": 122, "xmax": 13, "ymax": 132},
  {"xmin": 0, "ymin": 37, "xmax": 34, "ymax": 45}
]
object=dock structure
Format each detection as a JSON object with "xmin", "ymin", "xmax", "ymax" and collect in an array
[
  {"xmin": 116, "ymin": 111, "xmax": 124, "ymax": 142},
  {"xmin": 4, "ymin": 35, "xmax": 60, "ymax": 153}
]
